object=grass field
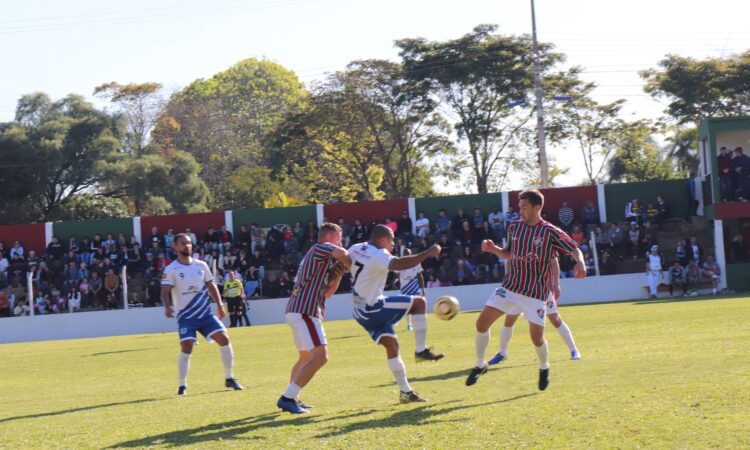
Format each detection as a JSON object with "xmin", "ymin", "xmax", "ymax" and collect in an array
[{"xmin": 1, "ymin": 295, "xmax": 749, "ymax": 449}]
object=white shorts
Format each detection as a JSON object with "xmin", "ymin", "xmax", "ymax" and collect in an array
[
  {"xmin": 285, "ymin": 313, "xmax": 327, "ymax": 352},
  {"xmin": 545, "ymin": 294, "xmax": 558, "ymax": 315},
  {"xmin": 485, "ymin": 287, "xmax": 546, "ymax": 327}
]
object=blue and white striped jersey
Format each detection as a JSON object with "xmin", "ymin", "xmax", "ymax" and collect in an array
[{"xmin": 161, "ymin": 259, "xmax": 215, "ymax": 321}]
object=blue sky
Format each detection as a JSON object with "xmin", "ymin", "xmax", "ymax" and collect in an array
[{"xmin": 2, "ymin": 0, "xmax": 749, "ymax": 187}]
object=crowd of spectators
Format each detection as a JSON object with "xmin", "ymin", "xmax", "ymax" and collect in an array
[{"xmin": 717, "ymin": 146, "xmax": 750, "ymax": 202}]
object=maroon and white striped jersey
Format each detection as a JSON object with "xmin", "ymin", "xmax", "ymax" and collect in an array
[
  {"xmin": 285, "ymin": 242, "xmax": 336, "ymax": 318},
  {"xmin": 502, "ymin": 220, "xmax": 578, "ymax": 301}
]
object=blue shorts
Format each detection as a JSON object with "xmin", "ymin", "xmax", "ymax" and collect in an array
[
  {"xmin": 178, "ymin": 314, "xmax": 226, "ymax": 342},
  {"xmin": 353, "ymin": 295, "xmax": 414, "ymax": 343}
]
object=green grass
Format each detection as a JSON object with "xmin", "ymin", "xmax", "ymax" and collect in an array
[{"xmin": 1, "ymin": 295, "xmax": 749, "ymax": 449}]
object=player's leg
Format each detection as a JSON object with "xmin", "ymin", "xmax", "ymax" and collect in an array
[
  {"xmin": 466, "ymin": 295, "xmax": 507, "ymax": 386},
  {"xmin": 291, "ymin": 350, "xmax": 312, "ymax": 382},
  {"xmin": 490, "ymin": 313, "xmax": 519, "ymax": 365},
  {"xmin": 408, "ymin": 296, "xmax": 443, "ymax": 361},
  {"xmin": 379, "ymin": 335, "xmax": 425, "ymax": 403},
  {"xmin": 548, "ymin": 312, "xmax": 580, "ymax": 359},
  {"xmin": 528, "ymin": 322, "xmax": 550, "ymax": 391},
  {"xmin": 177, "ymin": 337, "xmax": 195, "ymax": 395},
  {"xmin": 279, "ymin": 313, "xmax": 327, "ymax": 413},
  {"xmin": 208, "ymin": 329, "xmax": 244, "ymax": 390}
]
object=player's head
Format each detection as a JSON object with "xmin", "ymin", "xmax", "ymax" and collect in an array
[
  {"xmin": 369, "ymin": 224, "xmax": 395, "ymax": 250},
  {"xmin": 318, "ymin": 222, "xmax": 343, "ymax": 246},
  {"xmin": 173, "ymin": 233, "xmax": 193, "ymax": 257},
  {"xmin": 518, "ymin": 189, "xmax": 544, "ymax": 223}
]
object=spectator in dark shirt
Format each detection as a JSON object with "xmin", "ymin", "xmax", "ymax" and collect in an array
[
  {"xmin": 717, "ymin": 146, "xmax": 732, "ymax": 201},
  {"xmin": 263, "ymin": 272, "xmax": 281, "ymax": 298},
  {"xmin": 654, "ymin": 195, "xmax": 669, "ymax": 229},
  {"xmin": 581, "ymin": 200, "xmax": 599, "ymax": 226},
  {"xmin": 731, "ymin": 235, "xmax": 749, "ymax": 262},
  {"xmin": 452, "ymin": 208, "xmax": 470, "ymax": 240},
  {"xmin": 471, "ymin": 207, "xmax": 485, "ymax": 231},
  {"xmin": 730, "ymin": 147, "xmax": 750, "ymax": 201},
  {"xmin": 396, "ymin": 211, "xmax": 413, "ymax": 245},
  {"xmin": 434, "ymin": 209, "xmax": 452, "ymax": 239},
  {"xmin": 350, "ymin": 218, "xmax": 368, "ymax": 244}
]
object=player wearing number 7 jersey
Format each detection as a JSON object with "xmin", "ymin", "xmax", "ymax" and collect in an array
[{"xmin": 348, "ymin": 225, "xmax": 444, "ymax": 404}]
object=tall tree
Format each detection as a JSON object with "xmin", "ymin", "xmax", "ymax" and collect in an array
[
  {"xmin": 94, "ymin": 82, "xmax": 164, "ymax": 156},
  {"xmin": 608, "ymin": 121, "xmax": 678, "ymax": 183},
  {"xmin": 641, "ymin": 51, "xmax": 750, "ymax": 125},
  {"xmin": 155, "ymin": 59, "xmax": 307, "ymax": 203},
  {"xmin": 396, "ymin": 24, "xmax": 564, "ymax": 193}
]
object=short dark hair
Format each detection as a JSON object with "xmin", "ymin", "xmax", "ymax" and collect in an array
[
  {"xmin": 735, "ymin": 147, "xmax": 744, "ymax": 153},
  {"xmin": 519, "ymin": 189, "xmax": 544, "ymax": 208},
  {"xmin": 319, "ymin": 222, "xmax": 342, "ymax": 237},
  {"xmin": 173, "ymin": 233, "xmax": 192, "ymax": 245},
  {"xmin": 369, "ymin": 224, "xmax": 393, "ymax": 242}
]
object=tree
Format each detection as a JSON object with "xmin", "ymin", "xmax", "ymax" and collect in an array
[
  {"xmin": 663, "ymin": 125, "xmax": 699, "ymax": 177},
  {"xmin": 641, "ymin": 51, "xmax": 750, "ymax": 125},
  {"xmin": 155, "ymin": 59, "xmax": 307, "ymax": 202},
  {"xmin": 0, "ymin": 93, "xmax": 121, "ymax": 224},
  {"xmin": 94, "ymin": 82, "xmax": 164, "ymax": 156},
  {"xmin": 49, "ymin": 194, "xmax": 131, "ymax": 221},
  {"xmin": 608, "ymin": 121, "xmax": 678, "ymax": 183},
  {"xmin": 396, "ymin": 24, "xmax": 564, "ymax": 193},
  {"xmin": 545, "ymin": 71, "xmax": 626, "ymax": 185}
]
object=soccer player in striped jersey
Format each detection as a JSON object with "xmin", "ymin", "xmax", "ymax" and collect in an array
[
  {"xmin": 488, "ymin": 254, "xmax": 581, "ymax": 365},
  {"xmin": 348, "ymin": 225, "xmax": 443, "ymax": 404},
  {"xmin": 277, "ymin": 223, "xmax": 350, "ymax": 414},
  {"xmin": 465, "ymin": 189, "xmax": 586, "ymax": 391},
  {"xmin": 396, "ymin": 248, "xmax": 425, "ymax": 331},
  {"xmin": 161, "ymin": 233, "xmax": 244, "ymax": 396}
]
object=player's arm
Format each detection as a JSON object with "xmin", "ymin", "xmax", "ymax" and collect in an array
[
  {"xmin": 570, "ymin": 246, "xmax": 586, "ymax": 278},
  {"xmin": 550, "ymin": 257, "xmax": 561, "ymax": 300},
  {"xmin": 331, "ymin": 246, "xmax": 351, "ymax": 270},
  {"xmin": 206, "ymin": 281, "xmax": 226, "ymax": 320},
  {"xmin": 161, "ymin": 286, "xmax": 174, "ymax": 318},
  {"xmin": 322, "ymin": 262, "xmax": 347, "ymax": 299},
  {"xmin": 418, "ymin": 271, "xmax": 426, "ymax": 296},
  {"xmin": 481, "ymin": 239, "xmax": 510, "ymax": 259},
  {"xmin": 388, "ymin": 245, "xmax": 440, "ymax": 271}
]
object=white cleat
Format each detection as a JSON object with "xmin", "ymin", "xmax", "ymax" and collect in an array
[{"xmin": 571, "ymin": 350, "xmax": 581, "ymax": 360}]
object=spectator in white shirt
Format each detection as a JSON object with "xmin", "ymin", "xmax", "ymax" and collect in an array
[{"xmin": 415, "ymin": 211, "xmax": 430, "ymax": 238}]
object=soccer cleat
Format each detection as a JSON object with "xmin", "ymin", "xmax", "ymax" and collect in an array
[
  {"xmin": 406, "ymin": 323, "xmax": 413, "ymax": 331},
  {"xmin": 177, "ymin": 386, "xmax": 187, "ymax": 396},
  {"xmin": 277, "ymin": 396, "xmax": 309, "ymax": 414},
  {"xmin": 400, "ymin": 390, "xmax": 427, "ymax": 403},
  {"xmin": 488, "ymin": 352, "xmax": 507, "ymax": 365},
  {"xmin": 225, "ymin": 378, "xmax": 244, "ymax": 390},
  {"xmin": 571, "ymin": 349, "xmax": 581, "ymax": 360},
  {"xmin": 415, "ymin": 348, "xmax": 444, "ymax": 362},
  {"xmin": 538, "ymin": 368, "xmax": 550, "ymax": 391},
  {"xmin": 465, "ymin": 365, "xmax": 488, "ymax": 386},
  {"xmin": 297, "ymin": 399, "xmax": 313, "ymax": 409}
]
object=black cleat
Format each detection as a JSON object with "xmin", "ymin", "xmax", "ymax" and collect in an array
[
  {"xmin": 177, "ymin": 386, "xmax": 187, "ymax": 396},
  {"xmin": 538, "ymin": 369, "xmax": 550, "ymax": 391},
  {"xmin": 465, "ymin": 366, "xmax": 488, "ymax": 386},
  {"xmin": 415, "ymin": 348, "xmax": 444, "ymax": 362},
  {"xmin": 400, "ymin": 390, "xmax": 427, "ymax": 403},
  {"xmin": 225, "ymin": 378, "xmax": 244, "ymax": 390}
]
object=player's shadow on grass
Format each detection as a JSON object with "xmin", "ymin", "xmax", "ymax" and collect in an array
[
  {"xmin": 108, "ymin": 408, "xmax": 378, "ymax": 448},
  {"xmin": 0, "ymin": 396, "xmax": 166, "ymax": 424},
  {"xmin": 371, "ymin": 364, "xmax": 536, "ymax": 387},
  {"xmin": 314, "ymin": 394, "xmax": 537, "ymax": 439},
  {"xmin": 329, "ymin": 335, "xmax": 361, "ymax": 340},
  {"xmin": 632, "ymin": 296, "xmax": 716, "ymax": 305},
  {"xmin": 83, "ymin": 348, "xmax": 157, "ymax": 357}
]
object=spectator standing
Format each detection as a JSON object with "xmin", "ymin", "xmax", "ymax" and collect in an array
[
  {"xmin": 350, "ymin": 219, "xmax": 368, "ymax": 244},
  {"xmin": 104, "ymin": 269, "xmax": 120, "ymax": 307},
  {"xmin": 397, "ymin": 211, "xmax": 414, "ymax": 244},
  {"xmin": 686, "ymin": 236, "xmax": 702, "ymax": 264},
  {"xmin": 654, "ymin": 195, "xmax": 669, "ymax": 229},
  {"xmin": 627, "ymin": 222, "xmax": 641, "ymax": 259},
  {"xmin": 717, "ymin": 147, "xmax": 732, "ymax": 201},
  {"xmin": 581, "ymin": 200, "xmax": 599, "ymax": 227},
  {"xmin": 558, "ymin": 202, "xmax": 574, "ymax": 231},
  {"xmin": 487, "ymin": 207, "xmax": 504, "ymax": 242},
  {"xmin": 675, "ymin": 239, "xmax": 688, "ymax": 266},
  {"xmin": 594, "ymin": 226, "xmax": 610, "ymax": 254},
  {"xmin": 730, "ymin": 147, "xmax": 750, "ymax": 201},
  {"xmin": 731, "ymin": 235, "xmax": 749, "ymax": 262},
  {"xmin": 625, "ymin": 199, "xmax": 641, "ymax": 224},
  {"xmin": 683, "ymin": 177, "xmax": 699, "ymax": 220},
  {"xmin": 337, "ymin": 218, "xmax": 352, "ymax": 248},
  {"xmin": 607, "ymin": 223, "xmax": 624, "ymax": 258},
  {"xmin": 223, "ymin": 270, "xmax": 245, "ymax": 327}
]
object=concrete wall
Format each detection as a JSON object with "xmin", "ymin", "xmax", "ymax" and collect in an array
[{"xmin": 0, "ymin": 273, "xmax": 653, "ymax": 344}]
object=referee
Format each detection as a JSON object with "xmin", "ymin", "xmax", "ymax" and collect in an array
[{"xmin": 223, "ymin": 270, "xmax": 245, "ymax": 327}]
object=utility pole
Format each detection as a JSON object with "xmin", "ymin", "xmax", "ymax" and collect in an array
[{"xmin": 530, "ymin": 0, "xmax": 549, "ymax": 188}]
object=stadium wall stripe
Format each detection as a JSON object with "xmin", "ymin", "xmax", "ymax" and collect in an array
[
  {"xmin": 596, "ymin": 184, "xmax": 607, "ymax": 224},
  {"xmin": 224, "ymin": 210, "xmax": 233, "ymax": 236},
  {"xmin": 45, "ymin": 222, "xmax": 53, "ymax": 246}
]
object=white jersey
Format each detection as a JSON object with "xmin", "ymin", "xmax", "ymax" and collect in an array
[
  {"xmin": 398, "ymin": 264, "xmax": 423, "ymax": 295},
  {"xmin": 161, "ymin": 258, "xmax": 215, "ymax": 321},
  {"xmin": 348, "ymin": 242, "xmax": 394, "ymax": 306},
  {"xmin": 647, "ymin": 254, "xmax": 662, "ymax": 273}
]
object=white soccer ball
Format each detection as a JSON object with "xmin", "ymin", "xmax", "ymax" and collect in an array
[{"xmin": 433, "ymin": 295, "xmax": 460, "ymax": 321}]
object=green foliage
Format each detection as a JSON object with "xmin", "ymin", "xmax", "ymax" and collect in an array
[
  {"xmin": 0, "ymin": 93, "xmax": 121, "ymax": 224},
  {"xmin": 608, "ymin": 121, "xmax": 678, "ymax": 183},
  {"xmin": 156, "ymin": 59, "xmax": 308, "ymax": 202},
  {"xmin": 48, "ymin": 194, "xmax": 131, "ymax": 221},
  {"xmin": 663, "ymin": 126, "xmax": 699, "ymax": 177},
  {"xmin": 396, "ymin": 24, "xmax": 565, "ymax": 193},
  {"xmin": 0, "ymin": 297, "xmax": 748, "ymax": 448},
  {"xmin": 641, "ymin": 51, "xmax": 750, "ymax": 124}
]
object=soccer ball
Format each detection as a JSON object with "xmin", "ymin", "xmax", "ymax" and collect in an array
[{"xmin": 433, "ymin": 295, "xmax": 460, "ymax": 320}]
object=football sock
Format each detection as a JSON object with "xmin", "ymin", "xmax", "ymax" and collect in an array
[
  {"xmin": 535, "ymin": 340, "xmax": 550, "ymax": 370},
  {"xmin": 178, "ymin": 352, "xmax": 191, "ymax": 387},
  {"xmin": 411, "ymin": 314, "xmax": 428, "ymax": 352},
  {"xmin": 387, "ymin": 357, "xmax": 412, "ymax": 392},
  {"xmin": 499, "ymin": 325, "xmax": 514, "ymax": 356},
  {"xmin": 283, "ymin": 382, "xmax": 302, "ymax": 400},
  {"xmin": 475, "ymin": 330, "xmax": 490, "ymax": 368},
  {"xmin": 556, "ymin": 321, "xmax": 577, "ymax": 352},
  {"xmin": 219, "ymin": 344, "xmax": 234, "ymax": 379}
]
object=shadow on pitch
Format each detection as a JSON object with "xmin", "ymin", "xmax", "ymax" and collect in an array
[
  {"xmin": 83, "ymin": 348, "xmax": 157, "ymax": 357},
  {"xmin": 329, "ymin": 335, "xmax": 361, "ymax": 341},
  {"xmin": 108, "ymin": 408, "xmax": 378, "ymax": 448},
  {"xmin": 314, "ymin": 394, "xmax": 537, "ymax": 439},
  {"xmin": 371, "ymin": 364, "xmax": 536, "ymax": 388},
  {"xmin": 632, "ymin": 296, "xmax": 717, "ymax": 306}
]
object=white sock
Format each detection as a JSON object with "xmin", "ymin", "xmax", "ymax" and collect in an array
[
  {"xmin": 219, "ymin": 344, "xmax": 234, "ymax": 379},
  {"xmin": 387, "ymin": 357, "xmax": 412, "ymax": 392},
  {"xmin": 283, "ymin": 382, "xmax": 302, "ymax": 399},
  {"xmin": 556, "ymin": 321, "xmax": 577, "ymax": 352},
  {"xmin": 178, "ymin": 352, "xmax": 191, "ymax": 387},
  {"xmin": 475, "ymin": 330, "xmax": 490, "ymax": 368},
  {"xmin": 411, "ymin": 314, "xmax": 428, "ymax": 352},
  {"xmin": 499, "ymin": 325, "xmax": 514, "ymax": 356},
  {"xmin": 535, "ymin": 340, "xmax": 550, "ymax": 370}
]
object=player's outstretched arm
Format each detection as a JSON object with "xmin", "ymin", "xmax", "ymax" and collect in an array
[
  {"xmin": 571, "ymin": 247, "xmax": 586, "ymax": 279},
  {"xmin": 161, "ymin": 286, "xmax": 174, "ymax": 318},
  {"xmin": 388, "ymin": 244, "xmax": 440, "ymax": 271},
  {"xmin": 206, "ymin": 281, "xmax": 226, "ymax": 320},
  {"xmin": 481, "ymin": 239, "xmax": 510, "ymax": 259}
]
